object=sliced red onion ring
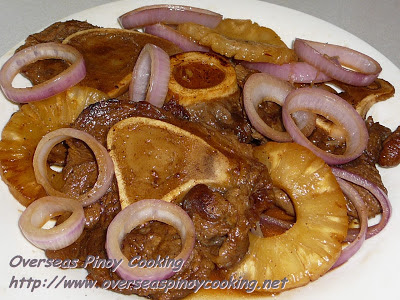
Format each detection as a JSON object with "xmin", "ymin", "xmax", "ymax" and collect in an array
[
  {"xmin": 106, "ymin": 199, "xmax": 195, "ymax": 281},
  {"xmin": 144, "ymin": 24, "xmax": 209, "ymax": 52},
  {"xmin": 332, "ymin": 178, "xmax": 368, "ymax": 268},
  {"xmin": 260, "ymin": 214, "xmax": 293, "ymax": 230},
  {"xmin": 33, "ymin": 128, "xmax": 114, "ymax": 207},
  {"xmin": 241, "ymin": 61, "xmax": 332, "ymax": 83},
  {"xmin": 294, "ymin": 39, "xmax": 381, "ymax": 86},
  {"xmin": 331, "ymin": 167, "xmax": 391, "ymax": 239},
  {"xmin": 0, "ymin": 42, "xmax": 85, "ymax": 103},
  {"xmin": 282, "ymin": 87, "xmax": 368, "ymax": 164},
  {"xmin": 119, "ymin": 4, "xmax": 222, "ymax": 29},
  {"xmin": 18, "ymin": 196, "xmax": 85, "ymax": 250},
  {"xmin": 251, "ymin": 215, "xmax": 293, "ymax": 237},
  {"xmin": 129, "ymin": 44, "xmax": 170, "ymax": 108},
  {"xmin": 243, "ymin": 73, "xmax": 316, "ymax": 142}
]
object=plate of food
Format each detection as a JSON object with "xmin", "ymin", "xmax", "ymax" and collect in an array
[{"xmin": 0, "ymin": 0, "xmax": 399, "ymax": 300}]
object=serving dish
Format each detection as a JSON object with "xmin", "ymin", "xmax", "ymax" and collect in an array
[{"xmin": 0, "ymin": 0, "xmax": 399, "ymax": 299}]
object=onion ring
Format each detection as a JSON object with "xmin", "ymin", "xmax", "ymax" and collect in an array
[
  {"xmin": 106, "ymin": 199, "xmax": 195, "ymax": 281},
  {"xmin": 331, "ymin": 167, "xmax": 391, "ymax": 239},
  {"xmin": 241, "ymin": 61, "xmax": 332, "ymax": 83},
  {"xmin": 33, "ymin": 128, "xmax": 114, "ymax": 207},
  {"xmin": 119, "ymin": 4, "xmax": 222, "ymax": 29},
  {"xmin": 243, "ymin": 73, "xmax": 315, "ymax": 142},
  {"xmin": 18, "ymin": 196, "xmax": 85, "ymax": 250},
  {"xmin": 129, "ymin": 44, "xmax": 170, "ymax": 108},
  {"xmin": 0, "ymin": 42, "xmax": 85, "ymax": 103},
  {"xmin": 294, "ymin": 39, "xmax": 381, "ymax": 86},
  {"xmin": 260, "ymin": 214, "xmax": 293, "ymax": 231},
  {"xmin": 282, "ymin": 87, "xmax": 368, "ymax": 164},
  {"xmin": 332, "ymin": 178, "xmax": 368, "ymax": 268},
  {"xmin": 144, "ymin": 24, "xmax": 209, "ymax": 52}
]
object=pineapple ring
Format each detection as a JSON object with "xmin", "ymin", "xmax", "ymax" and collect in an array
[
  {"xmin": 230, "ymin": 142, "xmax": 348, "ymax": 292},
  {"xmin": 0, "ymin": 86, "xmax": 109, "ymax": 207},
  {"xmin": 177, "ymin": 19, "xmax": 297, "ymax": 64}
]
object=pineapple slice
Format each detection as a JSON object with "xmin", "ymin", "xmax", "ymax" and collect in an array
[
  {"xmin": 0, "ymin": 86, "xmax": 109, "ymax": 207},
  {"xmin": 177, "ymin": 19, "xmax": 297, "ymax": 64},
  {"xmin": 230, "ymin": 142, "xmax": 348, "ymax": 292}
]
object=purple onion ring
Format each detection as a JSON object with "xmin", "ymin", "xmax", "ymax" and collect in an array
[
  {"xmin": 106, "ymin": 199, "xmax": 195, "ymax": 281},
  {"xmin": 0, "ymin": 42, "xmax": 85, "ymax": 103}
]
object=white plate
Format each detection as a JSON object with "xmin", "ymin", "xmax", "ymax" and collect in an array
[{"xmin": 1, "ymin": 0, "xmax": 399, "ymax": 299}]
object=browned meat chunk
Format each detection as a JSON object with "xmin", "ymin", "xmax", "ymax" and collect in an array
[
  {"xmin": 120, "ymin": 221, "xmax": 215, "ymax": 300},
  {"xmin": 182, "ymin": 184, "xmax": 247, "ymax": 267},
  {"xmin": 379, "ymin": 126, "xmax": 400, "ymax": 167},
  {"xmin": 365, "ymin": 117, "xmax": 392, "ymax": 164},
  {"xmin": 73, "ymin": 100, "xmax": 169, "ymax": 146},
  {"xmin": 186, "ymin": 93, "xmax": 253, "ymax": 143}
]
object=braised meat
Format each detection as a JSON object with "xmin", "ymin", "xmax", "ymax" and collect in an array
[
  {"xmin": 46, "ymin": 99, "xmax": 275, "ymax": 300},
  {"xmin": 73, "ymin": 100, "xmax": 169, "ymax": 146},
  {"xmin": 334, "ymin": 117, "xmax": 391, "ymax": 218},
  {"xmin": 15, "ymin": 21, "xmax": 182, "ymax": 98},
  {"xmin": 186, "ymin": 92, "xmax": 253, "ymax": 144},
  {"xmin": 12, "ymin": 19, "xmax": 395, "ymax": 300},
  {"xmin": 118, "ymin": 220, "xmax": 216, "ymax": 300},
  {"xmin": 379, "ymin": 125, "xmax": 400, "ymax": 167},
  {"xmin": 46, "ymin": 94, "xmax": 393, "ymax": 300}
]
